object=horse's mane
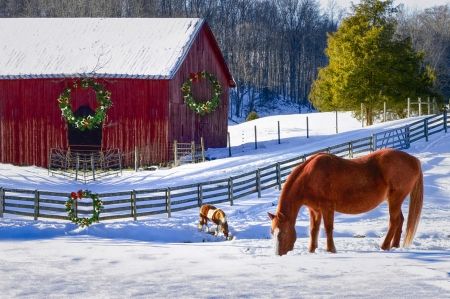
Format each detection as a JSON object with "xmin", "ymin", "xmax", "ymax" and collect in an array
[{"xmin": 278, "ymin": 153, "xmax": 326, "ymax": 212}]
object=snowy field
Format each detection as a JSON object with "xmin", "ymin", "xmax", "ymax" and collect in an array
[{"xmin": 1, "ymin": 112, "xmax": 449, "ymax": 298}]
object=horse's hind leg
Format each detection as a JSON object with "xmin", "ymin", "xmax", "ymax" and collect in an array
[
  {"xmin": 381, "ymin": 197, "xmax": 405, "ymax": 250},
  {"xmin": 322, "ymin": 209, "xmax": 336, "ymax": 253},
  {"xmin": 391, "ymin": 211, "xmax": 404, "ymax": 248},
  {"xmin": 309, "ymin": 208, "xmax": 322, "ymax": 253}
]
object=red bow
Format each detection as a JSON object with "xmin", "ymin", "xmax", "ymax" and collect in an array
[{"xmin": 189, "ymin": 72, "xmax": 200, "ymax": 82}]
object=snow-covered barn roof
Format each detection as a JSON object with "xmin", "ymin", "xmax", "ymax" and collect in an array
[{"xmin": 0, "ymin": 18, "xmax": 231, "ymax": 80}]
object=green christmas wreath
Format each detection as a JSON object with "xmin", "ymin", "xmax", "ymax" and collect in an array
[
  {"xmin": 65, "ymin": 190, "xmax": 103, "ymax": 227},
  {"xmin": 181, "ymin": 71, "xmax": 222, "ymax": 116},
  {"xmin": 58, "ymin": 78, "xmax": 112, "ymax": 131}
]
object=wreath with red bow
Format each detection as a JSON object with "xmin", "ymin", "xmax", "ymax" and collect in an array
[
  {"xmin": 181, "ymin": 71, "xmax": 222, "ymax": 116},
  {"xmin": 65, "ymin": 190, "xmax": 103, "ymax": 227},
  {"xmin": 58, "ymin": 78, "xmax": 112, "ymax": 131}
]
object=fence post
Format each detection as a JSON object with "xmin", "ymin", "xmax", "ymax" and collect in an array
[
  {"xmin": 335, "ymin": 110, "xmax": 338, "ymax": 134},
  {"xmin": 306, "ymin": 116, "xmax": 309, "ymax": 138},
  {"xmin": 383, "ymin": 101, "xmax": 387, "ymax": 122},
  {"xmin": 33, "ymin": 190, "xmax": 39, "ymax": 220},
  {"xmin": 444, "ymin": 109, "xmax": 448, "ymax": 133},
  {"xmin": 361, "ymin": 103, "xmax": 364, "ymax": 127},
  {"xmin": 131, "ymin": 190, "xmax": 137, "ymax": 221},
  {"xmin": 134, "ymin": 146, "xmax": 139, "ymax": 172},
  {"xmin": 276, "ymin": 163, "xmax": 281, "ymax": 190},
  {"xmin": 91, "ymin": 153, "xmax": 96, "ymax": 181},
  {"xmin": 228, "ymin": 178, "xmax": 234, "ymax": 206},
  {"xmin": 424, "ymin": 118, "xmax": 429, "ymax": 142},
  {"xmin": 371, "ymin": 134, "xmax": 377, "ymax": 152},
  {"xmin": 75, "ymin": 154, "xmax": 79, "ymax": 181},
  {"xmin": 74, "ymin": 195, "xmax": 78, "ymax": 218},
  {"xmin": 418, "ymin": 97, "xmax": 422, "ymax": 116},
  {"xmin": 254, "ymin": 125, "xmax": 257, "ymax": 149},
  {"xmin": 407, "ymin": 98, "xmax": 410, "ymax": 118},
  {"xmin": 191, "ymin": 141, "xmax": 196, "ymax": 163},
  {"xmin": 227, "ymin": 132, "xmax": 232, "ymax": 157},
  {"xmin": 200, "ymin": 137, "xmax": 205, "ymax": 162},
  {"xmin": 119, "ymin": 150, "xmax": 123, "ymax": 176},
  {"xmin": 197, "ymin": 184, "xmax": 203, "ymax": 207},
  {"xmin": 348, "ymin": 142, "xmax": 353, "ymax": 158},
  {"xmin": 0, "ymin": 187, "xmax": 4, "ymax": 218},
  {"xmin": 427, "ymin": 97, "xmax": 431, "ymax": 115},
  {"xmin": 405, "ymin": 126, "xmax": 410, "ymax": 149},
  {"xmin": 166, "ymin": 188, "xmax": 171, "ymax": 218},
  {"xmin": 256, "ymin": 169, "xmax": 261, "ymax": 198},
  {"xmin": 173, "ymin": 140, "xmax": 178, "ymax": 167},
  {"xmin": 48, "ymin": 151, "xmax": 51, "ymax": 176},
  {"xmin": 277, "ymin": 121, "xmax": 281, "ymax": 144}
]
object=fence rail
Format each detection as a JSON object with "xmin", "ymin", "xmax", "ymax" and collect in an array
[{"xmin": 1, "ymin": 111, "xmax": 448, "ymax": 222}]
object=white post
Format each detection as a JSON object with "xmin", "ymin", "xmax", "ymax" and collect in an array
[
  {"xmin": 361, "ymin": 103, "xmax": 364, "ymax": 127},
  {"xmin": 335, "ymin": 110, "xmax": 338, "ymax": 134},
  {"xmin": 383, "ymin": 101, "xmax": 386, "ymax": 122},
  {"xmin": 134, "ymin": 146, "xmax": 139, "ymax": 172},
  {"xmin": 427, "ymin": 97, "xmax": 431, "ymax": 115},
  {"xmin": 418, "ymin": 97, "xmax": 422, "ymax": 116}
]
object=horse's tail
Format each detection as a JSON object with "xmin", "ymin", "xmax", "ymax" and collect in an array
[{"xmin": 403, "ymin": 167, "xmax": 423, "ymax": 247}]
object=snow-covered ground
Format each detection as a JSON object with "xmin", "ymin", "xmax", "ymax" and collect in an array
[{"xmin": 1, "ymin": 112, "xmax": 449, "ymax": 298}]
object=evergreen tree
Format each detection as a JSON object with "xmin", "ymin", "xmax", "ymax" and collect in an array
[{"xmin": 310, "ymin": 0, "xmax": 436, "ymax": 125}]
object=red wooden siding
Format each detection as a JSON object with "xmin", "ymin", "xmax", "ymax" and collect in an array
[
  {"xmin": 0, "ymin": 21, "xmax": 233, "ymax": 168},
  {"xmin": 0, "ymin": 78, "xmax": 169, "ymax": 167},
  {"xmin": 169, "ymin": 25, "xmax": 230, "ymax": 149}
]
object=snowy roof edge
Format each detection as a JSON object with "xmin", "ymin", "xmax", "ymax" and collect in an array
[
  {"xmin": 167, "ymin": 19, "xmax": 205, "ymax": 79},
  {"xmin": 0, "ymin": 73, "xmax": 171, "ymax": 80}
]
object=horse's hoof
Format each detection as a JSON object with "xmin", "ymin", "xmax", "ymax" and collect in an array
[{"xmin": 380, "ymin": 246, "xmax": 390, "ymax": 251}]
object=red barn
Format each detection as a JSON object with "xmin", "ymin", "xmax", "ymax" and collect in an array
[{"xmin": 0, "ymin": 18, "xmax": 234, "ymax": 168}]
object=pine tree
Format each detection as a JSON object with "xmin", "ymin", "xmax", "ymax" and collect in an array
[{"xmin": 309, "ymin": 0, "xmax": 436, "ymax": 125}]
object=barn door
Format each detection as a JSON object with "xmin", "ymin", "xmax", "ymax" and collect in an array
[{"xmin": 67, "ymin": 105, "xmax": 102, "ymax": 151}]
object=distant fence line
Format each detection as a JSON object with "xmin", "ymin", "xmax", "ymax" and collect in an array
[{"xmin": 0, "ymin": 111, "xmax": 448, "ymax": 222}]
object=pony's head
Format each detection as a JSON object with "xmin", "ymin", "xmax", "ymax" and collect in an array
[
  {"xmin": 268, "ymin": 212, "xmax": 296, "ymax": 256},
  {"xmin": 221, "ymin": 221, "xmax": 230, "ymax": 239}
]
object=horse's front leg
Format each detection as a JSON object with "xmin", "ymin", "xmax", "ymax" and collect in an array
[
  {"xmin": 322, "ymin": 209, "xmax": 336, "ymax": 253},
  {"xmin": 309, "ymin": 208, "xmax": 322, "ymax": 253}
]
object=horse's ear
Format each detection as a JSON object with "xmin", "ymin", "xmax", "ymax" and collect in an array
[{"xmin": 268, "ymin": 212, "xmax": 276, "ymax": 220}]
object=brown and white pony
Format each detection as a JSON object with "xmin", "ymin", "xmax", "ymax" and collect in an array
[
  {"xmin": 198, "ymin": 204, "xmax": 230, "ymax": 239},
  {"xmin": 268, "ymin": 148, "xmax": 423, "ymax": 255}
]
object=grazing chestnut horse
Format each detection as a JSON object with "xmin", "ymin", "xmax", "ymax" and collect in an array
[
  {"xmin": 268, "ymin": 148, "xmax": 423, "ymax": 256},
  {"xmin": 198, "ymin": 204, "xmax": 230, "ymax": 239}
]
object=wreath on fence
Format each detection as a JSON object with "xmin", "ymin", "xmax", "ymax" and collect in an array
[
  {"xmin": 58, "ymin": 78, "xmax": 112, "ymax": 131},
  {"xmin": 181, "ymin": 71, "xmax": 222, "ymax": 116},
  {"xmin": 65, "ymin": 190, "xmax": 103, "ymax": 227}
]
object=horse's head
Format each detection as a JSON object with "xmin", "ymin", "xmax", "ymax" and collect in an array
[{"xmin": 268, "ymin": 212, "xmax": 296, "ymax": 256}]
